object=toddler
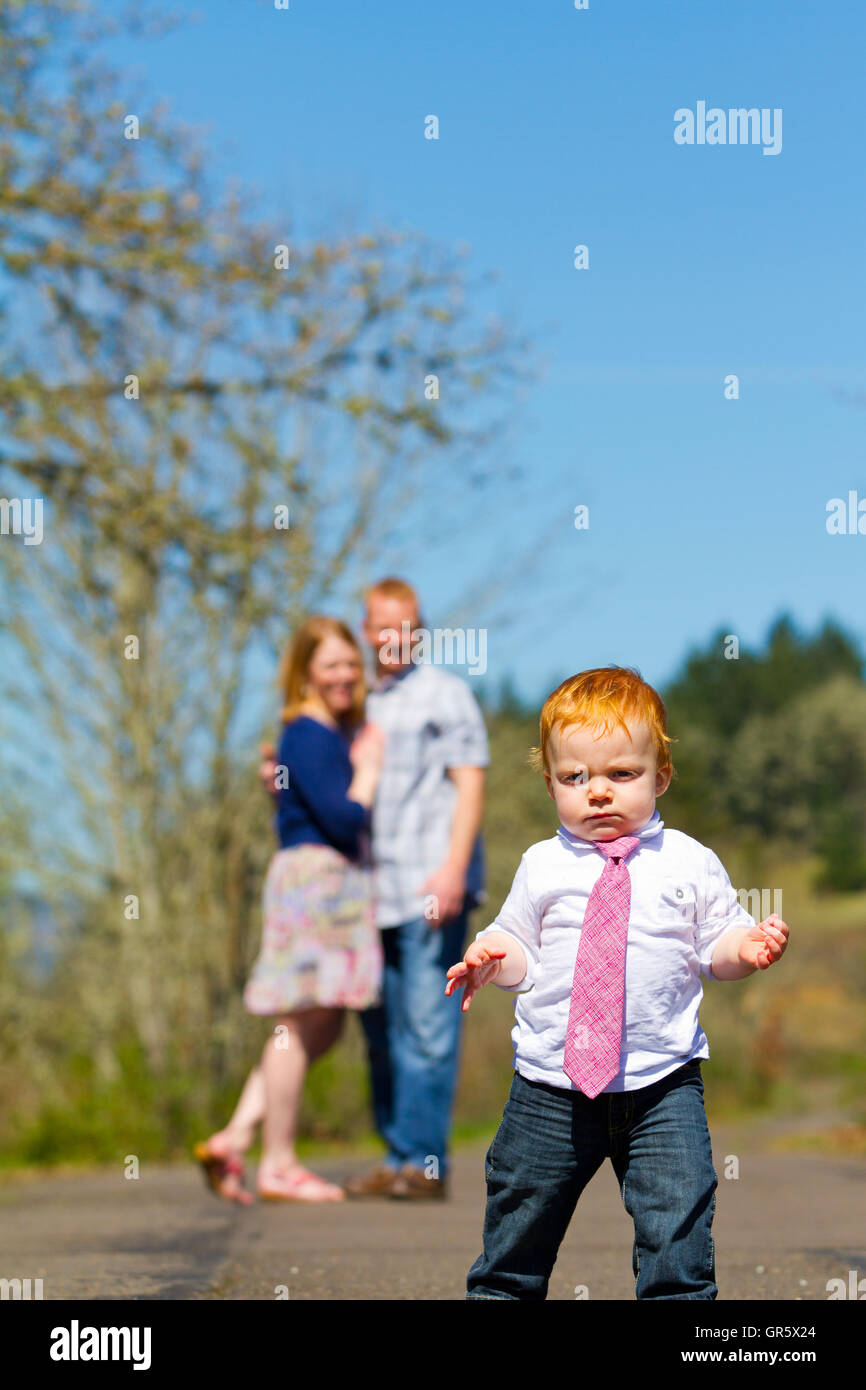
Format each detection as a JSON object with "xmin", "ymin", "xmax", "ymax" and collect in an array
[{"xmin": 446, "ymin": 667, "xmax": 788, "ymax": 1300}]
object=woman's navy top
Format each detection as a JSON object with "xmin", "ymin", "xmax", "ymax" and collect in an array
[{"xmin": 275, "ymin": 715, "xmax": 369, "ymax": 861}]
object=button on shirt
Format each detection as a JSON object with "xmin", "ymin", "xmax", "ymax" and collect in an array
[
  {"xmin": 366, "ymin": 663, "xmax": 489, "ymax": 929},
  {"xmin": 476, "ymin": 812, "xmax": 755, "ymax": 1092}
]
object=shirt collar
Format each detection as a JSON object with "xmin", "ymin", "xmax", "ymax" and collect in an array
[
  {"xmin": 371, "ymin": 662, "xmax": 419, "ymax": 694},
  {"xmin": 557, "ymin": 809, "xmax": 664, "ymax": 853}
]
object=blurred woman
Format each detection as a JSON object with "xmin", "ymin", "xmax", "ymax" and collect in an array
[{"xmin": 195, "ymin": 616, "xmax": 383, "ymax": 1202}]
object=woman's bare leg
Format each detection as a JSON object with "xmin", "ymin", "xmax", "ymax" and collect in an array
[
  {"xmin": 209, "ymin": 1065, "xmax": 266, "ymax": 1154},
  {"xmin": 201, "ymin": 1011, "xmax": 345, "ymax": 1200},
  {"xmin": 306, "ymin": 1009, "xmax": 345, "ymax": 1061},
  {"xmin": 208, "ymin": 1008, "xmax": 342, "ymax": 1157},
  {"xmin": 258, "ymin": 1007, "xmax": 345, "ymax": 1198},
  {"xmin": 201, "ymin": 1064, "xmax": 266, "ymax": 1204}
]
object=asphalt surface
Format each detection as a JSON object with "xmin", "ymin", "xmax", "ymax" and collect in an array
[{"xmin": 1, "ymin": 1124, "xmax": 864, "ymax": 1301}]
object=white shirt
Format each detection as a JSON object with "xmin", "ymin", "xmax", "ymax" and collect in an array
[{"xmin": 476, "ymin": 811, "xmax": 755, "ymax": 1092}]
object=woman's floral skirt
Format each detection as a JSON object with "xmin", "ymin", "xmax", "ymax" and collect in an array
[{"xmin": 243, "ymin": 844, "xmax": 382, "ymax": 1015}]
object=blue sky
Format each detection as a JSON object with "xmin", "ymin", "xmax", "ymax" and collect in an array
[{"xmin": 96, "ymin": 0, "xmax": 866, "ymax": 703}]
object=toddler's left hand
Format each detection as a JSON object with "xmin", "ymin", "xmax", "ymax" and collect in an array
[{"xmin": 738, "ymin": 913, "xmax": 789, "ymax": 971}]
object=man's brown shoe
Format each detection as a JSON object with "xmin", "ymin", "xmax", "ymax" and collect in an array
[
  {"xmin": 344, "ymin": 1164, "xmax": 401, "ymax": 1198},
  {"xmin": 388, "ymin": 1165, "xmax": 448, "ymax": 1200}
]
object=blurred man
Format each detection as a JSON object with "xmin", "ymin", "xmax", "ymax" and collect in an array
[{"xmin": 346, "ymin": 576, "xmax": 488, "ymax": 1199}]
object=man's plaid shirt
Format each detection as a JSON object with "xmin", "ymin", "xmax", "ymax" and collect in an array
[{"xmin": 365, "ymin": 662, "xmax": 489, "ymax": 928}]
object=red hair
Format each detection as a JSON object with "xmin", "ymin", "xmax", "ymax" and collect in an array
[
  {"xmin": 364, "ymin": 576, "xmax": 421, "ymax": 622},
  {"xmin": 530, "ymin": 667, "xmax": 674, "ymax": 776}
]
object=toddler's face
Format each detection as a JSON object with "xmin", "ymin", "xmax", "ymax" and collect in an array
[{"xmin": 544, "ymin": 718, "xmax": 671, "ymax": 842}]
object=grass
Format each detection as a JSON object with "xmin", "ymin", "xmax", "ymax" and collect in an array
[{"xmin": 0, "ymin": 843, "xmax": 863, "ymax": 1170}]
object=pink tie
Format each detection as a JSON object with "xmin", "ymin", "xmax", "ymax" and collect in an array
[{"xmin": 563, "ymin": 835, "xmax": 641, "ymax": 1098}]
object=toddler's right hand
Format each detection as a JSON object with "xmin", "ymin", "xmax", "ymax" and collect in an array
[{"xmin": 445, "ymin": 943, "xmax": 508, "ymax": 1012}]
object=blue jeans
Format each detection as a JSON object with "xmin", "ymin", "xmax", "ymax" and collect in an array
[
  {"xmin": 467, "ymin": 1062, "xmax": 718, "ymax": 1300},
  {"xmin": 360, "ymin": 906, "xmax": 468, "ymax": 1177}
]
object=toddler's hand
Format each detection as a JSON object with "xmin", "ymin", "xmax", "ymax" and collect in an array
[
  {"xmin": 445, "ymin": 943, "xmax": 508, "ymax": 1012},
  {"xmin": 738, "ymin": 913, "xmax": 789, "ymax": 971}
]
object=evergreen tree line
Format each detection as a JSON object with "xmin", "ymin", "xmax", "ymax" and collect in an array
[{"xmin": 488, "ymin": 614, "xmax": 866, "ymax": 893}]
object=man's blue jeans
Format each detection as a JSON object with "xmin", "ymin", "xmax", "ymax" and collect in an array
[
  {"xmin": 360, "ymin": 907, "xmax": 468, "ymax": 1177},
  {"xmin": 467, "ymin": 1062, "xmax": 718, "ymax": 1300}
]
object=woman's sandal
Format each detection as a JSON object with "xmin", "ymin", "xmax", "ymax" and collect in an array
[
  {"xmin": 257, "ymin": 1164, "xmax": 346, "ymax": 1203},
  {"xmin": 193, "ymin": 1141, "xmax": 254, "ymax": 1205}
]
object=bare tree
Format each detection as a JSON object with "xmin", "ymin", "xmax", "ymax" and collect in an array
[{"xmin": 0, "ymin": 0, "xmax": 526, "ymax": 1152}]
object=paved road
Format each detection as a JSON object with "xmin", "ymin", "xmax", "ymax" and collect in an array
[{"xmin": 1, "ymin": 1126, "xmax": 863, "ymax": 1301}]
